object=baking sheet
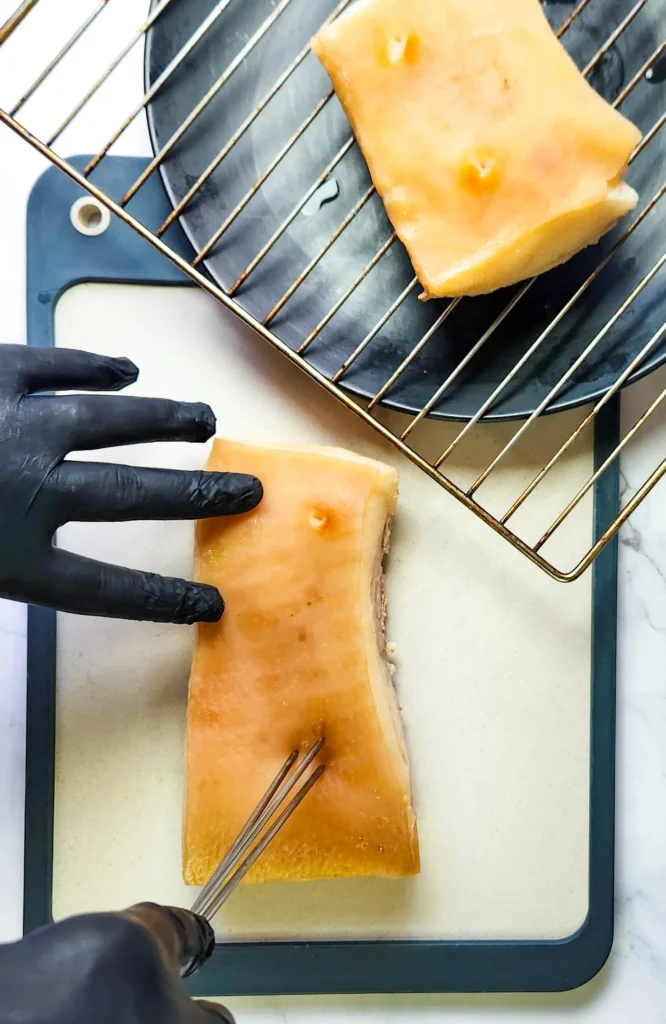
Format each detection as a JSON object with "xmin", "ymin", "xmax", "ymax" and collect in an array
[{"xmin": 50, "ymin": 281, "xmax": 595, "ymax": 943}]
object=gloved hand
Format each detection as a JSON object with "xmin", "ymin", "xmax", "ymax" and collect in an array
[
  {"xmin": 0, "ymin": 344, "xmax": 262, "ymax": 623},
  {"xmin": 0, "ymin": 903, "xmax": 234, "ymax": 1023}
]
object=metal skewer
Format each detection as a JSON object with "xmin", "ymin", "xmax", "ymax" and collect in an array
[{"xmin": 191, "ymin": 738, "xmax": 325, "ymax": 921}]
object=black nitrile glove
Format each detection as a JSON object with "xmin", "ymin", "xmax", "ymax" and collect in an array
[
  {"xmin": 0, "ymin": 345, "xmax": 262, "ymax": 623},
  {"xmin": 0, "ymin": 903, "xmax": 234, "ymax": 1024}
]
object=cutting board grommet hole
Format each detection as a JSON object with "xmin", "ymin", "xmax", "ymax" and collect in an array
[{"xmin": 70, "ymin": 197, "xmax": 110, "ymax": 237}]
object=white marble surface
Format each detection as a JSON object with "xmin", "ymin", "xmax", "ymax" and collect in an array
[{"xmin": 0, "ymin": 2, "xmax": 665, "ymax": 1020}]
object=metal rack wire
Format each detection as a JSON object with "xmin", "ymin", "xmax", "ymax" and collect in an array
[{"xmin": 0, "ymin": 0, "xmax": 664, "ymax": 581}]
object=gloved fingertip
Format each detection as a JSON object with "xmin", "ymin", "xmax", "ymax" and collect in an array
[
  {"xmin": 194, "ymin": 473, "xmax": 263, "ymax": 518},
  {"xmin": 175, "ymin": 583, "xmax": 224, "ymax": 625},
  {"xmin": 190, "ymin": 403, "xmax": 217, "ymax": 443},
  {"xmin": 109, "ymin": 356, "xmax": 140, "ymax": 388},
  {"xmin": 236, "ymin": 475, "xmax": 263, "ymax": 512},
  {"xmin": 178, "ymin": 912, "xmax": 216, "ymax": 978},
  {"xmin": 194, "ymin": 913, "xmax": 217, "ymax": 965},
  {"xmin": 198, "ymin": 587, "xmax": 224, "ymax": 623}
]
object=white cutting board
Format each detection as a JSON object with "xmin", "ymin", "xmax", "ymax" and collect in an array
[{"xmin": 51, "ymin": 282, "xmax": 595, "ymax": 942}]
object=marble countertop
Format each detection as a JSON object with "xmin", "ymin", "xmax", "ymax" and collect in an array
[{"xmin": 0, "ymin": 2, "xmax": 665, "ymax": 1020}]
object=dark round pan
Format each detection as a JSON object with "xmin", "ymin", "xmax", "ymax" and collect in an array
[{"xmin": 145, "ymin": 0, "xmax": 666, "ymax": 421}]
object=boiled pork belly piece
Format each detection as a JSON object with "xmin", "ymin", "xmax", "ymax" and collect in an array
[
  {"xmin": 184, "ymin": 439, "xmax": 419, "ymax": 886},
  {"xmin": 313, "ymin": 0, "xmax": 641, "ymax": 297}
]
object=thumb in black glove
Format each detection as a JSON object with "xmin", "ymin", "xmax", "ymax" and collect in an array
[
  {"xmin": 0, "ymin": 344, "xmax": 262, "ymax": 623},
  {"xmin": 0, "ymin": 903, "xmax": 234, "ymax": 1024}
]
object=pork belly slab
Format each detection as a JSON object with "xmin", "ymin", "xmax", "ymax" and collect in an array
[
  {"xmin": 184, "ymin": 439, "xmax": 419, "ymax": 886},
  {"xmin": 313, "ymin": 0, "xmax": 641, "ymax": 297}
]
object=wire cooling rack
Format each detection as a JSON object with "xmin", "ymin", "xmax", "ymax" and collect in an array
[{"xmin": 0, "ymin": 0, "xmax": 664, "ymax": 581}]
